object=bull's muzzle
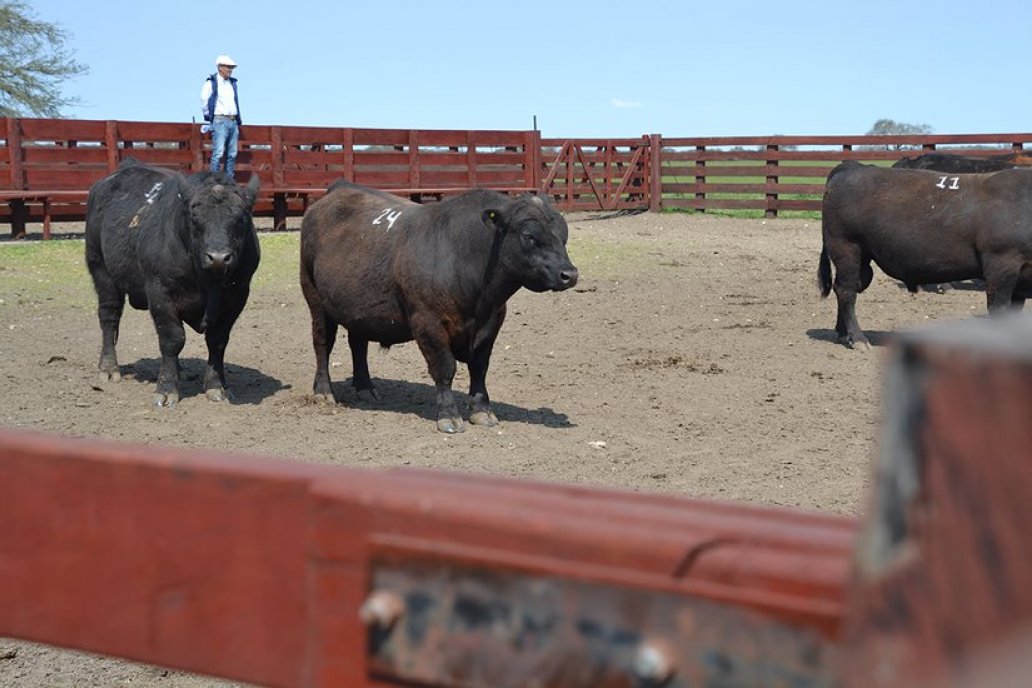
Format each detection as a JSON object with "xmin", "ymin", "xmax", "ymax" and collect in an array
[
  {"xmin": 202, "ymin": 250, "xmax": 235, "ymax": 272},
  {"xmin": 558, "ymin": 266, "xmax": 579, "ymax": 290}
]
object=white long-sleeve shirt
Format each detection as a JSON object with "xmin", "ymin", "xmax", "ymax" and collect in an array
[{"xmin": 200, "ymin": 74, "xmax": 238, "ymax": 119}]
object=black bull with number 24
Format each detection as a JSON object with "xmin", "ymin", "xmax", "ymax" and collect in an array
[
  {"xmin": 818, "ymin": 161, "xmax": 1032, "ymax": 348},
  {"xmin": 299, "ymin": 181, "xmax": 579, "ymax": 433}
]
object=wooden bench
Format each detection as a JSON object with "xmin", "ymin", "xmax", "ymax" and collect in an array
[{"xmin": 1, "ymin": 190, "xmax": 90, "ymax": 239}]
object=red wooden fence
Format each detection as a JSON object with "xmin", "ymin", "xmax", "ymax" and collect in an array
[
  {"xmin": 4, "ymin": 313, "xmax": 1032, "ymax": 686},
  {"xmin": 4, "ymin": 117, "xmax": 1032, "ymax": 238}
]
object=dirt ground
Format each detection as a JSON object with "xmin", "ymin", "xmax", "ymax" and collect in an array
[{"xmin": 0, "ymin": 210, "xmax": 986, "ymax": 686}]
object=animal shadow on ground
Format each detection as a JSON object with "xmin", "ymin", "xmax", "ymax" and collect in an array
[
  {"xmin": 328, "ymin": 378, "xmax": 575, "ymax": 429},
  {"xmin": 805, "ymin": 329, "xmax": 895, "ymax": 348},
  {"xmin": 128, "ymin": 357, "xmax": 288, "ymax": 404},
  {"xmin": 895, "ymin": 279, "xmax": 986, "ymax": 293}
]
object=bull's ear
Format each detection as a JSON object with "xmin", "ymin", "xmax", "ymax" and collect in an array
[
  {"xmin": 482, "ymin": 208, "xmax": 506, "ymax": 232},
  {"xmin": 243, "ymin": 173, "xmax": 260, "ymax": 207},
  {"xmin": 174, "ymin": 173, "xmax": 192, "ymax": 199}
]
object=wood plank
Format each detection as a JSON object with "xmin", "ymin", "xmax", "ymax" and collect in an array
[
  {"xmin": 19, "ymin": 148, "xmax": 109, "ymax": 165},
  {"xmin": 17, "ymin": 118, "xmax": 107, "ymax": 141},
  {"xmin": 23, "ymin": 169, "xmax": 104, "ymax": 189}
]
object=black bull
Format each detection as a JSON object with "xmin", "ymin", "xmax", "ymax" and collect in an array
[
  {"xmin": 299, "ymin": 182, "xmax": 579, "ymax": 433},
  {"xmin": 819, "ymin": 162, "xmax": 1032, "ymax": 348},
  {"xmin": 85, "ymin": 160, "xmax": 261, "ymax": 405},
  {"xmin": 891, "ymin": 152, "xmax": 1022, "ymax": 173}
]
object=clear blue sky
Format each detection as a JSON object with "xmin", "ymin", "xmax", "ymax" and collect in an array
[{"xmin": 29, "ymin": 0, "xmax": 1032, "ymax": 138}]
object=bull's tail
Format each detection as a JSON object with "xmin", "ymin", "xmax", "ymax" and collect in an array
[{"xmin": 818, "ymin": 245, "xmax": 833, "ymax": 298}]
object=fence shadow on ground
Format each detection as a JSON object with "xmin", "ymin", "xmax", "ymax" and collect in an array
[{"xmin": 328, "ymin": 377, "xmax": 575, "ymax": 429}]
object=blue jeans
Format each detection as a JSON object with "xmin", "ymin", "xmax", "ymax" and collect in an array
[{"xmin": 209, "ymin": 118, "xmax": 239, "ymax": 179}]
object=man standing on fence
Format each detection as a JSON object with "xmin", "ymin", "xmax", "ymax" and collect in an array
[{"xmin": 200, "ymin": 55, "xmax": 242, "ymax": 180}]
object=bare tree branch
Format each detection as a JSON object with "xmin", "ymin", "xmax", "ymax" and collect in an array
[{"xmin": 0, "ymin": 1, "xmax": 87, "ymax": 117}]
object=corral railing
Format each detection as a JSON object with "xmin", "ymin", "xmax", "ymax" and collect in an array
[
  {"xmin": 0, "ymin": 118, "xmax": 542, "ymax": 237},
  {"xmin": 4, "ymin": 314, "xmax": 1032, "ymax": 686},
  {"xmin": 4, "ymin": 118, "xmax": 1032, "ymax": 238},
  {"xmin": 654, "ymin": 132, "xmax": 1032, "ymax": 217}
]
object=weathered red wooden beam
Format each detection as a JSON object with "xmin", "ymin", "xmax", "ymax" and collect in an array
[
  {"xmin": 0, "ymin": 427, "xmax": 854, "ymax": 687},
  {"xmin": 840, "ymin": 314, "xmax": 1032, "ymax": 688}
]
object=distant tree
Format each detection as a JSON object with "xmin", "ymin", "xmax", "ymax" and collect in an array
[
  {"xmin": 866, "ymin": 119, "xmax": 934, "ymax": 150},
  {"xmin": 0, "ymin": 1, "xmax": 86, "ymax": 117}
]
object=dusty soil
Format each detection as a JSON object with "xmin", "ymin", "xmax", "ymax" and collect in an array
[{"xmin": 0, "ymin": 211, "xmax": 985, "ymax": 686}]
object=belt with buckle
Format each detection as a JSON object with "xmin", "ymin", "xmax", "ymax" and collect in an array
[{"xmin": 213, "ymin": 114, "xmax": 236, "ymax": 120}]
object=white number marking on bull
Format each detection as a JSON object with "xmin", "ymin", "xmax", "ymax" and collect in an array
[
  {"xmin": 372, "ymin": 208, "xmax": 403, "ymax": 231},
  {"xmin": 144, "ymin": 182, "xmax": 164, "ymax": 204},
  {"xmin": 935, "ymin": 176, "xmax": 960, "ymax": 190}
]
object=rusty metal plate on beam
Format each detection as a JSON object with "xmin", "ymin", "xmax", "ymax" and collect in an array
[{"xmin": 364, "ymin": 555, "xmax": 835, "ymax": 688}]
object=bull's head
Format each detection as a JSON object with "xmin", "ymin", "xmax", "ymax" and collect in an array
[
  {"xmin": 483, "ymin": 194, "xmax": 579, "ymax": 292},
  {"xmin": 177, "ymin": 172, "xmax": 260, "ymax": 279}
]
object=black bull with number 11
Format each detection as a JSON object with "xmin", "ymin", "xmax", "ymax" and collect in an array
[
  {"xmin": 299, "ymin": 181, "xmax": 579, "ymax": 433},
  {"xmin": 818, "ymin": 161, "xmax": 1032, "ymax": 348}
]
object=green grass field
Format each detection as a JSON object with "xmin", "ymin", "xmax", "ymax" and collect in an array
[
  {"xmin": 658, "ymin": 157, "xmax": 900, "ymax": 220},
  {"xmin": 0, "ymin": 229, "xmax": 665, "ymax": 311}
]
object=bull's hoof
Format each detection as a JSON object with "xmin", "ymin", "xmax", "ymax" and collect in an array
[
  {"xmin": 469, "ymin": 410, "xmax": 499, "ymax": 427},
  {"xmin": 436, "ymin": 418, "xmax": 465, "ymax": 434},
  {"xmin": 98, "ymin": 369, "xmax": 121, "ymax": 383},
  {"xmin": 205, "ymin": 387, "xmax": 230, "ymax": 402},
  {"xmin": 314, "ymin": 392, "xmax": 337, "ymax": 404},
  {"xmin": 356, "ymin": 388, "xmax": 380, "ymax": 404},
  {"xmin": 153, "ymin": 391, "xmax": 179, "ymax": 408},
  {"xmin": 842, "ymin": 337, "xmax": 872, "ymax": 352}
]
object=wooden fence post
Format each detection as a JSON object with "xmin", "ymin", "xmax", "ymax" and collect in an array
[
  {"xmin": 190, "ymin": 121, "xmax": 204, "ymax": 172},
  {"xmin": 649, "ymin": 133, "xmax": 662, "ymax": 212},
  {"xmin": 695, "ymin": 145, "xmax": 706, "ymax": 213},
  {"xmin": 105, "ymin": 120, "xmax": 119, "ymax": 172},
  {"xmin": 341, "ymin": 128, "xmax": 354, "ymax": 183},
  {"xmin": 6, "ymin": 117, "xmax": 27, "ymax": 238},
  {"xmin": 525, "ymin": 129, "xmax": 541, "ymax": 192},
  {"xmin": 765, "ymin": 143, "xmax": 779, "ymax": 219}
]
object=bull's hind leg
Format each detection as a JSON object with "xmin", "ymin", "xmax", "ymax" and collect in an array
[
  {"xmin": 301, "ymin": 274, "xmax": 339, "ymax": 403},
  {"xmin": 831, "ymin": 249, "xmax": 871, "ymax": 349},
  {"xmin": 984, "ymin": 262, "xmax": 1021, "ymax": 313},
  {"xmin": 88, "ymin": 264, "xmax": 125, "ymax": 382},
  {"xmin": 348, "ymin": 336, "xmax": 379, "ymax": 403},
  {"xmin": 310, "ymin": 313, "xmax": 338, "ymax": 403}
]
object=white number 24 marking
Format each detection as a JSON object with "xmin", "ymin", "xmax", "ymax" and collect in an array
[
  {"xmin": 372, "ymin": 208, "xmax": 402, "ymax": 230},
  {"xmin": 936, "ymin": 176, "xmax": 960, "ymax": 190}
]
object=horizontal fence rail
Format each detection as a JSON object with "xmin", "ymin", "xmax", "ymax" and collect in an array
[
  {"xmin": 4, "ymin": 117, "xmax": 1032, "ymax": 238},
  {"xmin": 655, "ymin": 133, "xmax": 1032, "ymax": 217}
]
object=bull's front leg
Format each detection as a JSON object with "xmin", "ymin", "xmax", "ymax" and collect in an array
[
  {"xmin": 467, "ymin": 348, "xmax": 497, "ymax": 427},
  {"xmin": 467, "ymin": 315, "xmax": 504, "ymax": 427},
  {"xmin": 202, "ymin": 287, "xmax": 247, "ymax": 402},
  {"xmin": 150, "ymin": 308, "xmax": 186, "ymax": 408},
  {"xmin": 412, "ymin": 318, "xmax": 463, "ymax": 433}
]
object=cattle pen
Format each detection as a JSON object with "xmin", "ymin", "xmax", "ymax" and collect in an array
[{"xmin": 4, "ymin": 116, "xmax": 1032, "ymax": 237}]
